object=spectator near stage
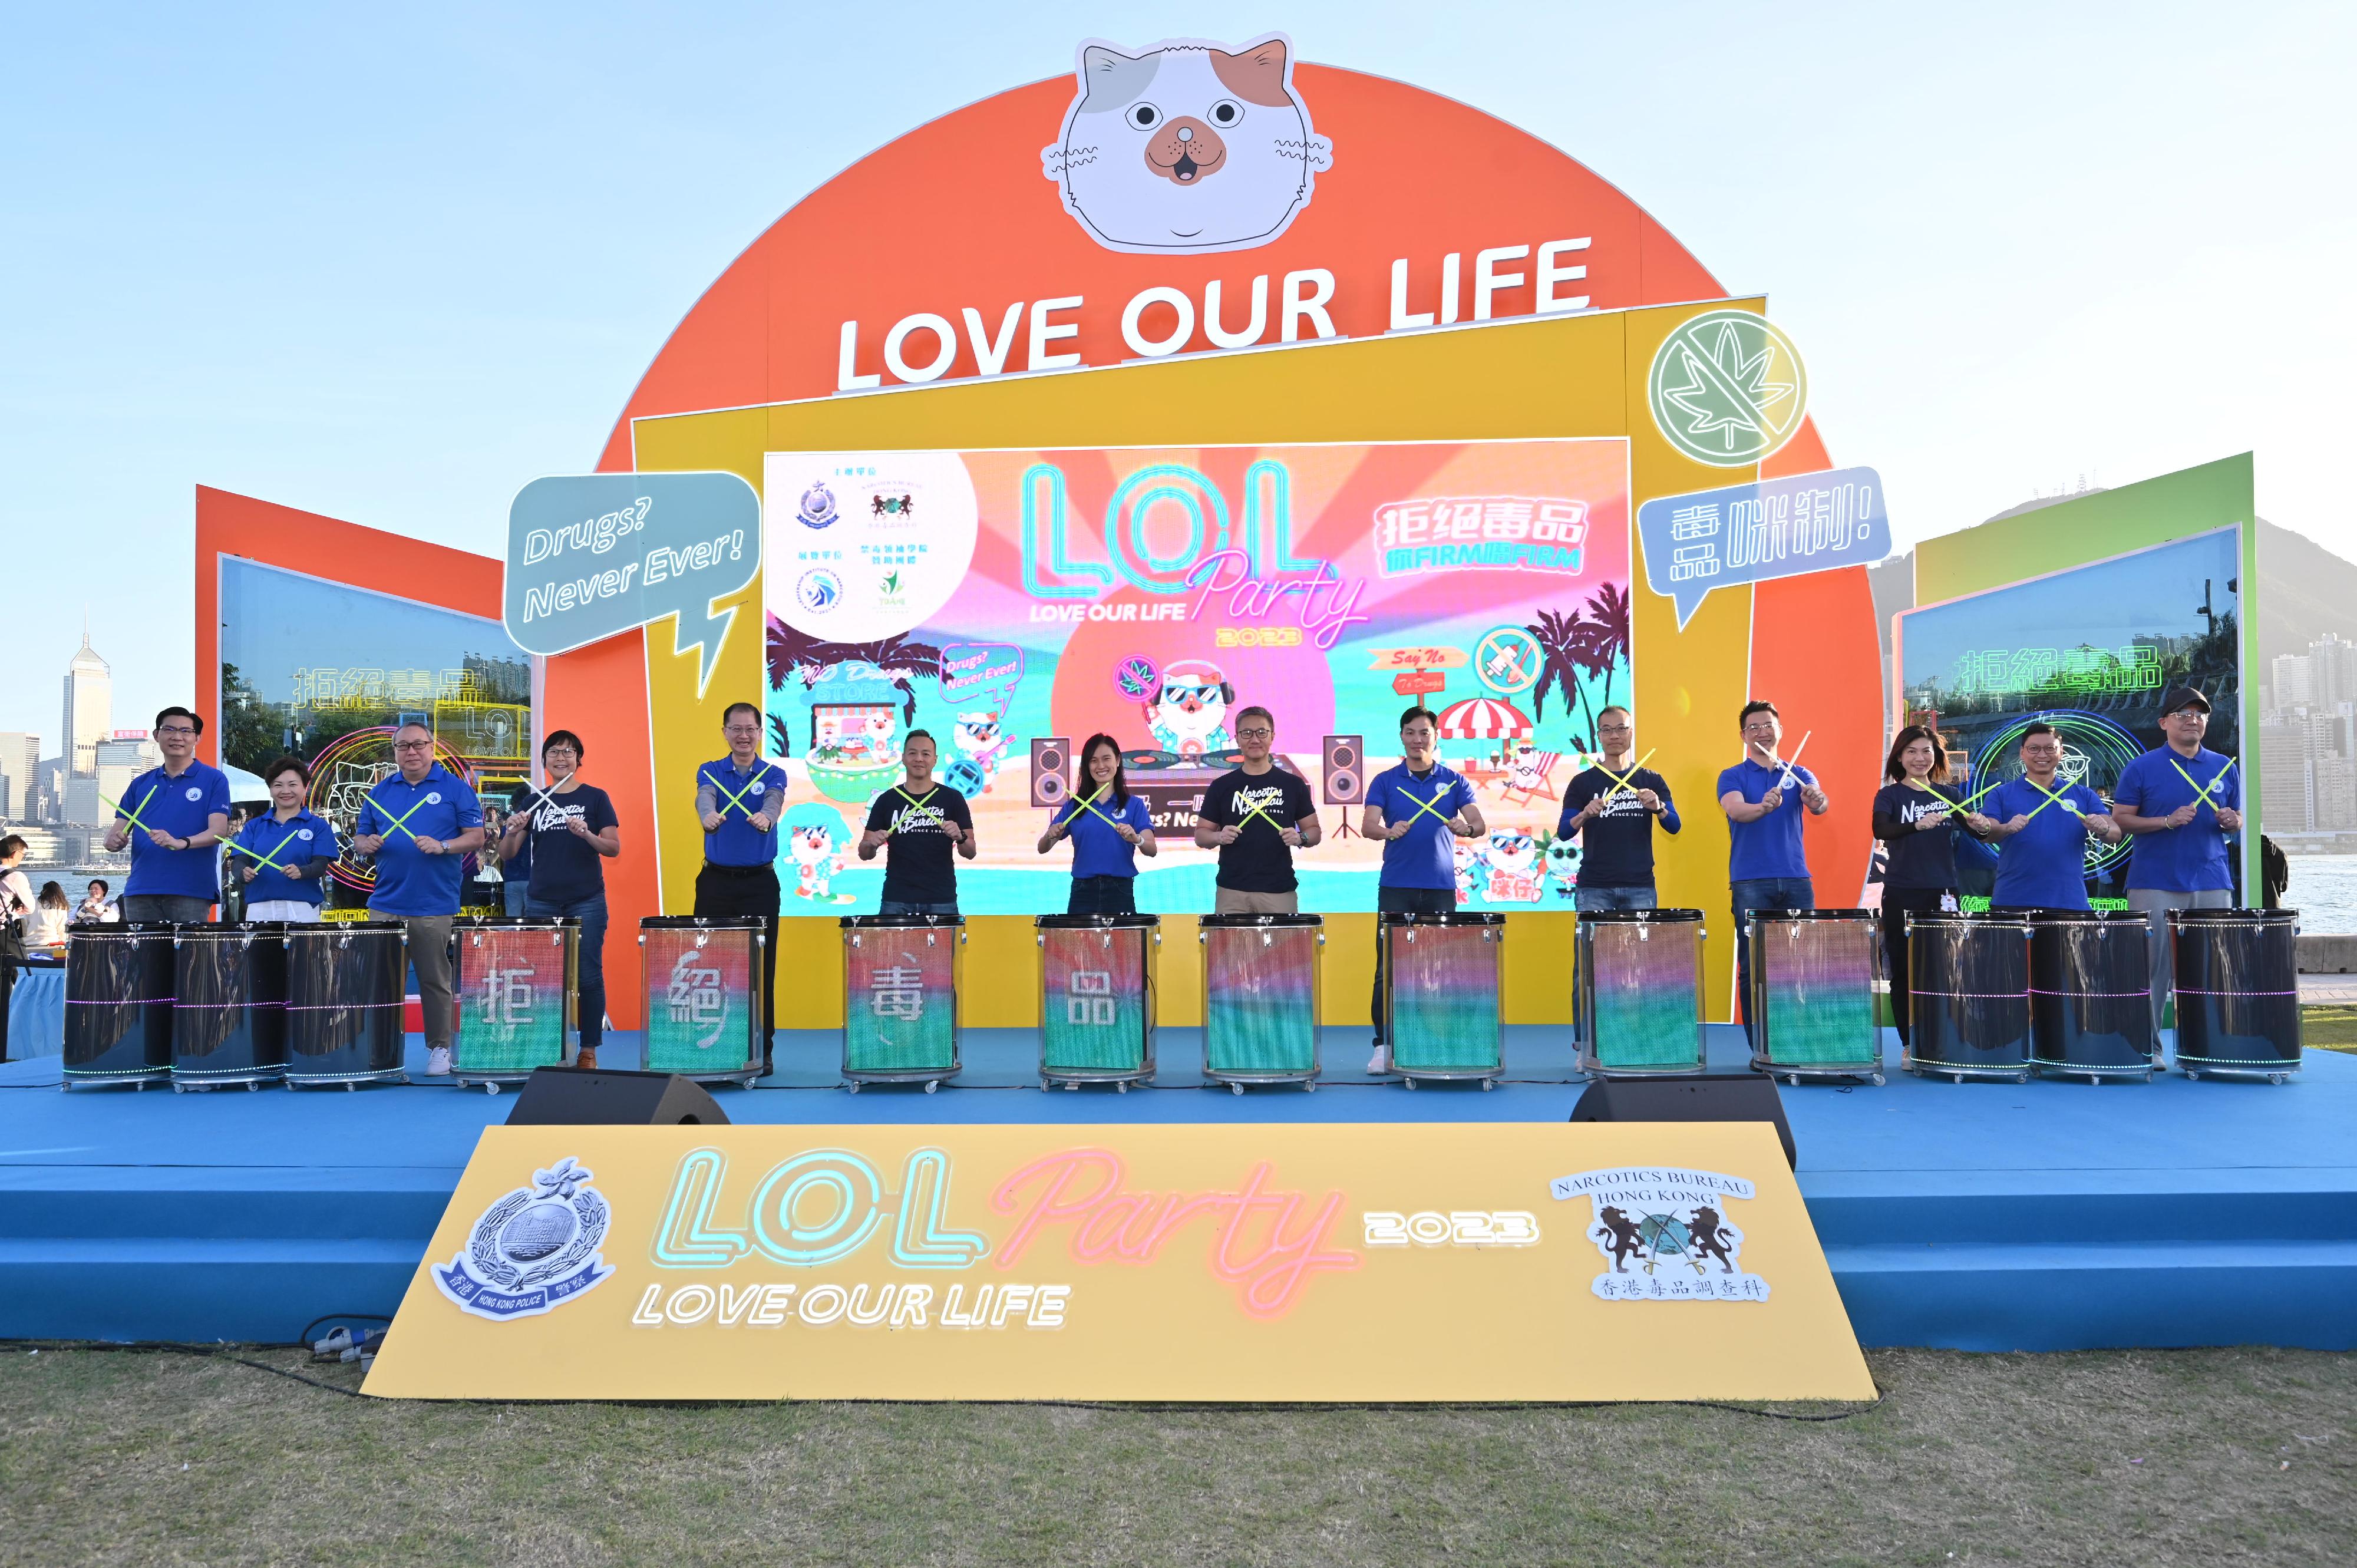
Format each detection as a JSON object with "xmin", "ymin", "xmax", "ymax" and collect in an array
[
  {"xmin": 499, "ymin": 729, "xmax": 620, "ymax": 1070},
  {"xmin": 1035, "ymin": 732, "xmax": 1157, "ymax": 916},
  {"xmin": 1192, "ymin": 705, "xmax": 1321, "ymax": 915},
  {"xmin": 859, "ymin": 729, "xmax": 975, "ymax": 916},
  {"xmin": 103, "ymin": 705, "xmax": 232, "ymax": 925},
  {"xmin": 352, "ymin": 721, "xmax": 485, "ymax": 1078},
  {"xmin": 0, "ymin": 837, "xmax": 27, "ymax": 1064},
  {"xmin": 1361, "ymin": 704, "xmax": 1484, "ymax": 1074},
  {"xmin": 1559, "ymin": 706, "xmax": 1680, "ymax": 912},
  {"xmin": 694, "ymin": 702, "xmax": 788, "ymax": 1075},
  {"xmin": 72, "ymin": 880, "xmax": 118, "ymax": 924}
]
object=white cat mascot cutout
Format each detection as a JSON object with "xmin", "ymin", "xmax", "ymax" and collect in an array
[{"xmin": 1042, "ymin": 33, "xmax": 1334, "ymax": 256}]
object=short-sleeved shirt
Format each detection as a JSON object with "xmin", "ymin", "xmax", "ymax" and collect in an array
[
  {"xmin": 118, "ymin": 761, "xmax": 233, "ymax": 901},
  {"xmin": 2112, "ymin": 745, "xmax": 2238, "ymax": 893},
  {"xmin": 1057, "ymin": 793, "xmax": 1154, "ymax": 880},
  {"xmin": 1366, "ymin": 761, "xmax": 1477, "ymax": 891},
  {"xmin": 232, "ymin": 809, "xmax": 338, "ymax": 908},
  {"xmin": 864, "ymin": 784, "xmax": 973, "ymax": 906},
  {"xmin": 355, "ymin": 764, "xmax": 484, "ymax": 917},
  {"xmin": 518, "ymin": 783, "xmax": 619, "ymax": 905},
  {"xmin": 501, "ymin": 785, "xmax": 535, "ymax": 883},
  {"xmin": 1717, "ymin": 758, "xmax": 1817, "ymax": 883},
  {"xmin": 1197, "ymin": 766, "xmax": 1318, "ymax": 893},
  {"xmin": 1560, "ymin": 767, "xmax": 1681, "ymax": 888},
  {"xmin": 1987, "ymin": 777, "xmax": 2105, "ymax": 911},
  {"xmin": 699, "ymin": 755, "xmax": 787, "ymax": 868}
]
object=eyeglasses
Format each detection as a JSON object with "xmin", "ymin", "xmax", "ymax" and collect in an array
[
  {"xmin": 724, "ymin": 725, "xmax": 761, "ymax": 737},
  {"xmin": 1236, "ymin": 727, "xmax": 1273, "ymax": 740},
  {"xmin": 157, "ymin": 725, "xmax": 197, "ymax": 737},
  {"xmin": 393, "ymin": 740, "xmax": 433, "ymax": 752}
]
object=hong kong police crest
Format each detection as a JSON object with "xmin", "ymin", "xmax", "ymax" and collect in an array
[{"xmin": 433, "ymin": 1156, "xmax": 613, "ymax": 1321}]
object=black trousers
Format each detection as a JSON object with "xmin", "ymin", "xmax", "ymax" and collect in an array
[
  {"xmin": 1879, "ymin": 886, "xmax": 1954, "ymax": 1047},
  {"xmin": 694, "ymin": 863, "xmax": 781, "ymax": 1058},
  {"xmin": 1371, "ymin": 886, "xmax": 1456, "ymax": 1043},
  {"xmin": 0, "ymin": 951, "xmax": 14, "ymax": 1064}
]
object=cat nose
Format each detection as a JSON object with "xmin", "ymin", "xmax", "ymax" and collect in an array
[{"xmin": 1177, "ymin": 126, "xmax": 1193, "ymax": 142}]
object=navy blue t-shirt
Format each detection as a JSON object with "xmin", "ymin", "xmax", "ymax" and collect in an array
[
  {"xmin": 1559, "ymin": 767, "xmax": 1681, "ymax": 888},
  {"xmin": 519, "ymin": 783, "xmax": 619, "ymax": 906}
]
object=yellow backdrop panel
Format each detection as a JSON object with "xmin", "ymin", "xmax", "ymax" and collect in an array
[{"xmin": 632, "ymin": 303, "xmax": 1766, "ymax": 1027}]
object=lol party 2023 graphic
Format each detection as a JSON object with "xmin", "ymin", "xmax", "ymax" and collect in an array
[{"xmin": 761, "ymin": 440, "xmax": 1632, "ymax": 915}]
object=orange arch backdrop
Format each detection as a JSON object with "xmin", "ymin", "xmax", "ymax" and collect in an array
[{"xmin": 540, "ymin": 58, "xmax": 1878, "ymax": 1021}]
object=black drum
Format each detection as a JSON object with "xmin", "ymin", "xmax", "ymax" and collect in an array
[
  {"xmin": 2169, "ymin": 908, "xmax": 2301, "ymax": 1082},
  {"xmin": 1903, "ymin": 913, "xmax": 2033, "ymax": 1082},
  {"xmin": 2028, "ymin": 909, "xmax": 2155, "ymax": 1081},
  {"xmin": 62, "ymin": 923, "xmax": 177, "ymax": 1090},
  {"xmin": 285, "ymin": 921, "xmax": 409, "ymax": 1088},
  {"xmin": 171, "ymin": 923, "xmax": 289, "ymax": 1090}
]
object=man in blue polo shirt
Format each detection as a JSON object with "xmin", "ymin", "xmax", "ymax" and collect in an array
[
  {"xmin": 1360, "ymin": 705, "xmax": 1485, "ymax": 1074},
  {"xmin": 2108, "ymin": 686, "xmax": 2243, "ymax": 1031},
  {"xmin": 1717, "ymin": 699, "xmax": 1829, "ymax": 1036},
  {"xmin": 353, "ymin": 722, "xmax": 484, "ymax": 1078},
  {"xmin": 1982, "ymin": 721, "xmax": 2124, "ymax": 911},
  {"xmin": 694, "ymin": 701, "xmax": 787, "ymax": 1073},
  {"xmin": 103, "ymin": 705, "xmax": 232, "ymax": 924}
]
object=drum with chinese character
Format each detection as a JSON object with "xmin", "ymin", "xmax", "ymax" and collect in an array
[
  {"xmin": 1903, "ymin": 913, "xmax": 2034, "ymax": 1082},
  {"xmin": 450, "ymin": 916, "xmax": 578, "ymax": 1092},
  {"xmin": 171, "ymin": 922, "xmax": 289, "ymax": 1090},
  {"xmin": 62, "ymin": 923, "xmax": 177, "ymax": 1091},
  {"xmin": 1746, "ymin": 910, "xmax": 1884, "ymax": 1084},
  {"xmin": 638, "ymin": 916, "xmax": 765, "ymax": 1086},
  {"xmin": 841, "ymin": 915, "xmax": 962, "ymax": 1090},
  {"xmin": 285, "ymin": 921, "xmax": 409, "ymax": 1088},
  {"xmin": 2029, "ymin": 909, "xmax": 2155, "ymax": 1082},
  {"xmin": 1036, "ymin": 914, "xmax": 1158, "ymax": 1091},
  {"xmin": 1384, "ymin": 912, "xmax": 1506, "ymax": 1088},
  {"xmin": 1200, "ymin": 913, "xmax": 1322, "ymax": 1091},
  {"xmin": 1576, "ymin": 909, "xmax": 1706, "ymax": 1077},
  {"xmin": 2169, "ymin": 907, "xmax": 2301, "ymax": 1082}
]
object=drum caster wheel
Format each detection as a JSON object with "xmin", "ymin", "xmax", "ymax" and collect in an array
[
  {"xmin": 1951, "ymin": 1073, "xmax": 1965, "ymax": 1085},
  {"xmin": 923, "ymin": 1080, "xmax": 939, "ymax": 1094},
  {"xmin": 846, "ymin": 1081, "xmax": 860, "ymax": 1094},
  {"xmin": 2270, "ymin": 1073, "xmax": 2286, "ymax": 1085},
  {"xmin": 1404, "ymin": 1077, "xmax": 1418, "ymax": 1090},
  {"xmin": 484, "ymin": 1082, "xmax": 500, "ymax": 1097},
  {"xmin": 1116, "ymin": 1081, "xmax": 1128, "ymax": 1094},
  {"xmin": 173, "ymin": 1084, "xmax": 186, "ymax": 1094},
  {"xmin": 1039, "ymin": 1077, "xmax": 1052, "ymax": 1091},
  {"xmin": 1231, "ymin": 1082, "xmax": 1244, "ymax": 1097},
  {"xmin": 344, "ymin": 1082, "xmax": 355, "ymax": 1092},
  {"xmin": 2184, "ymin": 1069, "xmax": 2200, "ymax": 1081},
  {"xmin": 246, "ymin": 1082, "xmax": 259, "ymax": 1092},
  {"xmin": 1870, "ymin": 1073, "xmax": 1886, "ymax": 1087},
  {"xmin": 1784, "ymin": 1075, "xmax": 1799, "ymax": 1087},
  {"xmin": 1064, "ymin": 1082, "xmax": 1078, "ymax": 1092},
  {"xmin": 1303, "ymin": 1080, "xmax": 1316, "ymax": 1092}
]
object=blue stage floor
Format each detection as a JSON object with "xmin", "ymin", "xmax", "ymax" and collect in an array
[{"xmin": 2, "ymin": 1026, "xmax": 2351, "ymax": 1354}]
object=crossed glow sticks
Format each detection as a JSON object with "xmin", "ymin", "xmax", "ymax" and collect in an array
[{"xmin": 699, "ymin": 765, "xmax": 777, "ymax": 822}]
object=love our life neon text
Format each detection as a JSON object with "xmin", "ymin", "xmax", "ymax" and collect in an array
[{"xmin": 643, "ymin": 1145, "xmax": 1362, "ymax": 1319}]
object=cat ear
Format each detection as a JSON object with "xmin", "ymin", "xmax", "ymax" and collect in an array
[
  {"xmin": 1211, "ymin": 35, "xmax": 1295, "ymax": 107},
  {"xmin": 1075, "ymin": 42, "xmax": 1159, "ymax": 113}
]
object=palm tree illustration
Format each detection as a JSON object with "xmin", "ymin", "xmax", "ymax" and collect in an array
[
  {"xmin": 1582, "ymin": 583, "xmax": 1633, "ymax": 714},
  {"xmin": 1526, "ymin": 608, "xmax": 1599, "ymax": 751}
]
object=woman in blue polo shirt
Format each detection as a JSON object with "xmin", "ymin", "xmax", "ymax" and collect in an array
[
  {"xmin": 232, "ymin": 757, "xmax": 338, "ymax": 922},
  {"xmin": 1036, "ymin": 734, "xmax": 1156, "ymax": 915}
]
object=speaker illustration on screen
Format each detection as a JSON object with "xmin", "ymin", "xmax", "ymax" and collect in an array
[
  {"xmin": 1031, "ymin": 737, "xmax": 1072, "ymax": 807},
  {"xmin": 1322, "ymin": 735, "xmax": 1364, "ymax": 805}
]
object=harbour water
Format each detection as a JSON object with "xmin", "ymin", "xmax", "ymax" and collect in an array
[{"xmin": 2283, "ymin": 855, "xmax": 2357, "ymax": 934}]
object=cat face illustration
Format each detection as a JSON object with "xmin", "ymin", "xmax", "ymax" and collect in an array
[
  {"xmin": 1041, "ymin": 34, "xmax": 1334, "ymax": 256},
  {"xmin": 1487, "ymin": 831, "xmax": 1539, "ymax": 876}
]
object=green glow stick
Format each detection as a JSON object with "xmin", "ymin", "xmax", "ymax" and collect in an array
[
  {"xmin": 1596, "ymin": 748, "xmax": 1659, "ymax": 803},
  {"xmin": 2166, "ymin": 755, "xmax": 2237, "ymax": 818},
  {"xmin": 361, "ymin": 790, "xmax": 433, "ymax": 844},
  {"xmin": 100, "ymin": 784, "xmax": 160, "ymax": 836}
]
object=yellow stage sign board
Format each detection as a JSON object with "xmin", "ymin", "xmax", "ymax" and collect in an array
[{"xmin": 364, "ymin": 1122, "xmax": 1871, "ymax": 1402}]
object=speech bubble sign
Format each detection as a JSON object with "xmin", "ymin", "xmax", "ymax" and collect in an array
[
  {"xmin": 1636, "ymin": 466, "xmax": 1889, "ymax": 630},
  {"xmin": 504, "ymin": 473, "xmax": 762, "ymax": 694},
  {"xmin": 941, "ymin": 643, "xmax": 1025, "ymax": 719}
]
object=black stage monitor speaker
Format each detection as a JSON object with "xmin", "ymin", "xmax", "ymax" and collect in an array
[
  {"xmin": 1322, "ymin": 734, "xmax": 1364, "ymax": 805},
  {"xmin": 1031, "ymin": 736, "xmax": 1072, "ymax": 807},
  {"xmin": 505, "ymin": 1067, "xmax": 731, "ymax": 1127},
  {"xmin": 1569, "ymin": 1074, "xmax": 1795, "ymax": 1170}
]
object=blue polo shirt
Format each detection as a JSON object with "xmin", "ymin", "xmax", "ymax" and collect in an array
[
  {"xmin": 2112, "ymin": 745, "xmax": 2238, "ymax": 893},
  {"xmin": 700, "ymin": 756, "xmax": 787, "ymax": 867},
  {"xmin": 232, "ymin": 808, "xmax": 338, "ymax": 907},
  {"xmin": 1057, "ymin": 793, "xmax": 1153, "ymax": 880},
  {"xmin": 1717, "ymin": 758, "xmax": 1817, "ymax": 882},
  {"xmin": 1987, "ymin": 777, "xmax": 2105, "ymax": 911},
  {"xmin": 1366, "ymin": 761, "xmax": 1477, "ymax": 891},
  {"xmin": 355, "ymin": 765, "xmax": 483, "ymax": 917},
  {"xmin": 118, "ymin": 760, "xmax": 233, "ymax": 900}
]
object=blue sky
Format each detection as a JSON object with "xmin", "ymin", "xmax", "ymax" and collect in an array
[{"xmin": 3, "ymin": 2, "xmax": 2350, "ymax": 744}]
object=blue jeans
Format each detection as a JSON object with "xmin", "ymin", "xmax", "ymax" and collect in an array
[
  {"xmin": 1731, "ymin": 876, "xmax": 1815, "ymax": 1037},
  {"xmin": 878, "ymin": 900, "xmax": 960, "ymax": 918},
  {"xmin": 523, "ymin": 891, "xmax": 606, "ymax": 1052},
  {"xmin": 1576, "ymin": 885, "xmax": 1658, "ymax": 913},
  {"xmin": 1067, "ymin": 877, "xmax": 1137, "ymax": 916},
  {"xmin": 502, "ymin": 880, "xmax": 531, "ymax": 917}
]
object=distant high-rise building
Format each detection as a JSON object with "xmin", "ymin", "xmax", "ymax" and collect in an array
[
  {"xmin": 2259, "ymin": 718, "xmax": 2312, "ymax": 832},
  {"xmin": 2316, "ymin": 753, "xmax": 2357, "ymax": 834},
  {"xmin": 61, "ymin": 630, "xmax": 111, "ymax": 776},
  {"xmin": 2272, "ymin": 653, "xmax": 2312, "ymax": 711},
  {"xmin": 0, "ymin": 732, "xmax": 36, "ymax": 822},
  {"xmin": 2310, "ymin": 633, "xmax": 2357, "ymax": 713}
]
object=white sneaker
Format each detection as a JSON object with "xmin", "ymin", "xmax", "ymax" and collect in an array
[
  {"xmin": 1366, "ymin": 1045, "xmax": 1391, "ymax": 1074},
  {"xmin": 425, "ymin": 1046, "xmax": 453, "ymax": 1077}
]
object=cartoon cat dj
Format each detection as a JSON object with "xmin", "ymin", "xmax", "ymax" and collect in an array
[
  {"xmin": 781, "ymin": 803, "xmax": 854, "ymax": 905},
  {"xmin": 1041, "ymin": 33, "xmax": 1334, "ymax": 256}
]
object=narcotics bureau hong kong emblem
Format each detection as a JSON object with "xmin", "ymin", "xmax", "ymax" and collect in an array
[
  {"xmin": 433, "ymin": 1156, "xmax": 613, "ymax": 1321},
  {"xmin": 1549, "ymin": 1166, "xmax": 1770, "ymax": 1303}
]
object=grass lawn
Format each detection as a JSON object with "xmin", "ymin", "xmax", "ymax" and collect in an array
[
  {"xmin": 2300, "ymin": 1005, "xmax": 2357, "ymax": 1049},
  {"xmin": 1, "ymin": 1344, "xmax": 2349, "ymax": 1567}
]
